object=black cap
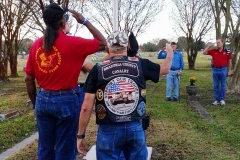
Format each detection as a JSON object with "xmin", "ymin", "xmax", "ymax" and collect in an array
[
  {"xmin": 43, "ymin": 3, "xmax": 68, "ymax": 26},
  {"xmin": 127, "ymin": 32, "xmax": 139, "ymax": 57}
]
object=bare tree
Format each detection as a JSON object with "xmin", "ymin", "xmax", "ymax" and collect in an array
[
  {"xmin": 0, "ymin": 0, "xmax": 90, "ymax": 80},
  {"xmin": 172, "ymin": 0, "xmax": 214, "ymax": 69},
  {"xmin": 177, "ymin": 36, "xmax": 188, "ymax": 51},
  {"xmin": 22, "ymin": 0, "xmax": 89, "ymax": 38},
  {"xmin": 228, "ymin": 0, "xmax": 240, "ymax": 66},
  {"xmin": 85, "ymin": 0, "xmax": 164, "ymax": 37},
  {"xmin": 0, "ymin": 0, "xmax": 35, "ymax": 78}
]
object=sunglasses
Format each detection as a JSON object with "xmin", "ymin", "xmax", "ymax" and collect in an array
[{"xmin": 64, "ymin": 14, "xmax": 69, "ymax": 21}]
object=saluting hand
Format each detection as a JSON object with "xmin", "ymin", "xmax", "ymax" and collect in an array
[
  {"xmin": 77, "ymin": 138, "xmax": 89, "ymax": 156},
  {"xmin": 208, "ymin": 43, "xmax": 215, "ymax": 49},
  {"xmin": 69, "ymin": 9, "xmax": 85, "ymax": 24},
  {"xmin": 165, "ymin": 43, "xmax": 173, "ymax": 56}
]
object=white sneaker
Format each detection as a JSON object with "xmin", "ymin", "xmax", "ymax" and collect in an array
[
  {"xmin": 212, "ymin": 101, "xmax": 218, "ymax": 105},
  {"xmin": 220, "ymin": 100, "xmax": 225, "ymax": 105}
]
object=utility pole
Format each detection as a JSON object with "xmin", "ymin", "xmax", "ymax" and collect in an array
[{"xmin": 113, "ymin": 0, "xmax": 118, "ymax": 31}]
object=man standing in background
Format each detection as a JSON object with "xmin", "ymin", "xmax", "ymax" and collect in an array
[
  {"xmin": 166, "ymin": 42, "xmax": 184, "ymax": 101},
  {"xmin": 203, "ymin": 38, "xmax": 232, "ymax": 105}
]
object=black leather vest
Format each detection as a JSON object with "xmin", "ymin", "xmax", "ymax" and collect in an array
[{"xmin": 95, "ymin": 56, "xmax": 146, "ymax": 124}]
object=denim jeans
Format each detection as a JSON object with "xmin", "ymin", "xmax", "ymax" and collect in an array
[
  {"xmin": 166, "ymin": 70, "xmax": 180, "ymax": 99},
  {"xmin": 212, "ymin": 67, "xmax": 227, "ymax": 101},
  {"xmin": 96, "ymin": 121, "xmax": 148, "ymax": 160},
  {"xmin": 35, "ymin": 89, "xmax": 79, "ymax": 160},
  {"xmin": 75, "ymin": 85, "xmax": 85, "ymax": 108}
]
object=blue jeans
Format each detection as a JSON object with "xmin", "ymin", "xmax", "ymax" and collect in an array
[
  {"xmin": 75, "ymin": 85, "xmax": 85, "ymax": 108},
  {"xmin": 96, "ymin": 121, "xmax": 148, "ymax": 160},
  {"xmin": 166, "ymin": 71, "xmax": 180, "ymax": 99},
  {"xmin": 212, "ymin": 67, "xmax": 227, "ymax": 101},
  {"xmin": 35, "ymin": 89, "xmax": 79, "ymax": 160}
]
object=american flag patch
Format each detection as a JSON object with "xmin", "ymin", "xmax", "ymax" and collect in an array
[
  {"xmin": 102, "ymin": 60, "xmax": 110, "ymax": 65},
  {"xmin": 108, "ymin": 81, "xmax": 135, "ymax": 95}
]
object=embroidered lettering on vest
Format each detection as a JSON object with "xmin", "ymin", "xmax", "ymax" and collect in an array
[{"xmin": 102, "ymin": 62, "xmax": 139, "ymax": 79}]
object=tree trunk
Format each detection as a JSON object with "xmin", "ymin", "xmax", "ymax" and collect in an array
[
  {"xmin": 188, "ymin": 49, "xmax": 197, "ymax": 70},
  {"xmin": 0, "ymin": 59, "xmax": 8, "ymax": 81},
  {"xmin": 188, "ymin": 56, "xmax": 195, "ymax": 69},
  {"xmin": 227, "ymin": 58, "xmax": 240, "ymax": 94},
  {"xmin": 9, "ymin": 54, "xmax": 19, "ymax": 78},
  {"xmin": 186, "ymin": 37, "xmax": 198, "ymax": 70}
]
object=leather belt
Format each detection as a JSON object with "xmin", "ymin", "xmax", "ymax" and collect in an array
[
  {"xmin": 77, "ymin": 83, "xmax": 85, "ymax": 87},
  {"xmin": 39, "ymin": 88, "xmax": 74, "ymax": 93},
  {"xmin": 170, "ymin": 68, "xmax": 180, "ymax": 71},
  {"xmin": 213, "ymin": 66, "xmax": 227, "ymax": 69}
]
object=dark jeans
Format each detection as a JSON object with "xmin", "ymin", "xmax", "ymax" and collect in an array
[
  {"xmin": 96, "ymin": 121, "xmax": 148, "ymax": 160},
  {"xmin": 76, "ymin": 85, "xmax": 85, "ymax": 108},
  {"xmin": 35, "ymin": 89, "xmax": 79, "ymax": 160}
]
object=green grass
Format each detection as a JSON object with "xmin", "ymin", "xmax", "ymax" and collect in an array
[
  {"xmin": 146, "ymin": 63, "xmax": 240, "ymax": 159},
  {"xmin": 1, "ymin": 54, "xmax": 240, "ymax": 159},
  {"xmin": 0, "ymin": 70, "xmax": 36, "ymax": 153}
]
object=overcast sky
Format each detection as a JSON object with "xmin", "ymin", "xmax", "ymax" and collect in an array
[
  {"xmin": 72, "ymin": 0, "xmax": 216, "ymax": 45},
  {"xmin": 29, "ymin": 0, "xmax": 217, "ymax": 45},
  {"xmin": 137, "ymin": 5, "xmax": 177, "ymax": 44},
  {"xmin": 73, "ymin": 1, "xmax": 179, "ymax": 45}
]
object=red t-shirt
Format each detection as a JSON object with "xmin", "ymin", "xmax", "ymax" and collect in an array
[
  {"xmin": 25, "ymin": 31, "xmax": 99, "ymax": 90},
  {"xmin": 207, "ymin": 48, "xmax": 232, "ymax": 67}
]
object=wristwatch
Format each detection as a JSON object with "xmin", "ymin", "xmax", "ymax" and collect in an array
[{"xmin": 76, "ymin": 134, "xmax": 85, "ymax": 139}]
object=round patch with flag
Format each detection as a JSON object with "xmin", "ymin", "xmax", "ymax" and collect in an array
[{"xmin": 104, "ymin": 77, "xmax": 139, "ymax": 115}]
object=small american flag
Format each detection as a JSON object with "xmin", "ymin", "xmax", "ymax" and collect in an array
[{"xmin": 108, "ymin": 81, "xmax": 135, "ymax": 95}]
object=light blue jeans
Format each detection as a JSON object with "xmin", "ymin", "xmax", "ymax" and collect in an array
[
  {"xmin": 166, "ymin": 70, "xmax": 180, "ymax": 99},
  {"xmin": 212, "ymin": 67, "xmax": 227, "ymax": 101},
  {"xmin": 35, "ymin": 89, "xmax": 79, "ymax": 160},
  {"xmin": 96, "ymin": 121, "xmax": 148, "ymax": 160}
]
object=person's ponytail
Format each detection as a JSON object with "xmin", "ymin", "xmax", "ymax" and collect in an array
[{"xmin": 43, "ymin": 20, "xmax": 62, "ymax": 52}]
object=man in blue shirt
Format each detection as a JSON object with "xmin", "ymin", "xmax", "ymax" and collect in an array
[
  {"xmin": 165, "ymin": 42, "xmax": 184, "ymax": 101},
  {"xmin": 158, "ymin": 47, "xmax": 167, "ymax": 59}
]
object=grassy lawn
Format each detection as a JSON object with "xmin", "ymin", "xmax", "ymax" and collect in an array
[{"xmin": 1, "ymin": 53, "xmax": 240, "ymax": 159}]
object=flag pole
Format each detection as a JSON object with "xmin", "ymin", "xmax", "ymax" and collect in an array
[{"xmin": 113, "ymin": 0, "xmax": 118, "ymax": 31}]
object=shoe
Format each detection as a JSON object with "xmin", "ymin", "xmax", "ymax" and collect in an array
[
  {"xmin": 212, "ymin": 101, "xmax": 218, "ymax": 105},
  {"xmin": 220, "ymin": 100, "xmax": 225, "ymax": 105},
  {"xmin": 173, "ymin": 98, "xmax": 178, "ymax": 101},
  {"xmin": 166, "ymin": 98, "xmax": 172, "ymax": 101}
]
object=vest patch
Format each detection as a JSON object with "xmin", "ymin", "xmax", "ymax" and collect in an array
[
  {"xmin": 96, "ymin": 89, "xmax": 104, "ymax": 101},
  {"xmin": 102, "ymin": 61, "xmax": 139, "ymax": 79},
  {"xmin": 116, "ymin": 115, "xmax": 131, "ymax": 122},
  {"xmin": 96, "ymin": 104, "xmax": 106, "ymax": 120},
  {"xmin": 104, "ymin": 77, "xmax": 139, "ymax": 116},
  {"xmin": 137, "ymin": 102, "xmax": 146, "ymax": 116}
]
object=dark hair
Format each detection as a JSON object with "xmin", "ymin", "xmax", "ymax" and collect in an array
[
  {"xmin": 171, "ymin": 42, "xmax": 177, "ymax": 45},
  {"xmin": 127, "ymin": 32, "xmax": 139, "ymax": 57},
  {"xmin": 43, "ymin": 20, "xmax": 63, "ymax": 52}
]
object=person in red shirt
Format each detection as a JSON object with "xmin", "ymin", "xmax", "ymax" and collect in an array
[
  {"xmin": 24, "ymin": 2, "xmax": 106, "ymax": 160},
  {"xmin": 203, "ymin": 38, "xmax": 232, "ymax": 106}
]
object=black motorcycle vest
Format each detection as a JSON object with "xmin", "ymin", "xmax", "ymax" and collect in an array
[{"xmin": 95, "ymin": 56, "xmax": 146, "ymax": 124}]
